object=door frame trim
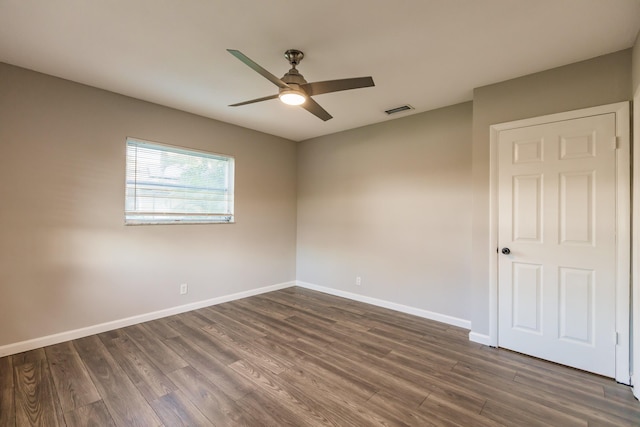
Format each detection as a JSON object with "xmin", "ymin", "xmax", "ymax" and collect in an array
[
  {"xmin": 632, "ymin": 85, "xmax": 640, "ymax": 398},
  {"xmin": 488, "ymin": 102, "xmax": 631, "ymax": 384}
]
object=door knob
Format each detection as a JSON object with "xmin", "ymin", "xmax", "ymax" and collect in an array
[{"xmin": 501, "ymin": 247, "xmax": 511, "ymax": 255}]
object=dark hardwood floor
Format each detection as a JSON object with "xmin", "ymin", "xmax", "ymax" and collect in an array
[{"xmin": 0, "ymin": 287, "xmax": 638, "ymax": 426}]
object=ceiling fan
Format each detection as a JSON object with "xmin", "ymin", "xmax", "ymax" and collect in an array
[{"xmin": 227, "ymin": 49, "xmax": 375, "ymax": 121}]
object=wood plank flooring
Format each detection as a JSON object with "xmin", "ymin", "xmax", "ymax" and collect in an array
[{"xmin": 0, "ymin": 287, "xmax": 638, "ymax": 426}]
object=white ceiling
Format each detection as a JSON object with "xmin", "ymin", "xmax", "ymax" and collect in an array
[{"xmin": 1, "ymin": 1, "xmax": 639, "ymax": 142}]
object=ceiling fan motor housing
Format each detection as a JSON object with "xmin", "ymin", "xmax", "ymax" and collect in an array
[
  {"xmin": 282, "ymin": 68, "xmax": 307, "ymax": 85},
  {"xmin": 280, "ymin": 65, "xmax": 308, "ymax": 101}
]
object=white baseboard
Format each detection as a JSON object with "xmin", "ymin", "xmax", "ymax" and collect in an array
[
  {"xmin": 469, "ymin": 331, "xmax": 492, "ymax": 346},
  {"xmin": 295, "ymin": 281, "xmax": 471, "ymax": 330},
  {"xmin": 1, "ymin": 280, "xmax": 482, "ymax": 357},
  {"xmin": 0, "ymin": 281, "xmax": 295, "ymax": 358}
]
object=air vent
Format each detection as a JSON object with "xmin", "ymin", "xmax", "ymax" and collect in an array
[{"xmin": 384, "ymin": 105, "xmax": 414, "ymax": 115}]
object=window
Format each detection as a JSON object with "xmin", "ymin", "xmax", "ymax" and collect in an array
[{"xmin": 125, "ymin": 138, "xmax": 234, "ymax": 224}]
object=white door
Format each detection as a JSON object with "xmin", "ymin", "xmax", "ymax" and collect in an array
[{"xmin": 497, "ymin": 113, "xmax": 617, "ymax": 377}]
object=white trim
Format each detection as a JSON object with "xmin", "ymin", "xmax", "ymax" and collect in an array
[
  {"xmin": 488, "ymin": 102, "xmax": 631, "ymax": 384},
  {"xmin": 469, "ymin": 332, "xmax": 492, "ymax": 346},
  {"xmin": 296, "ymin": 281, "xmax": 471, "ymax": 330},
  {"xmin": 614, "ymin": 103, "xmax": 631, "ymax": 385},
  {"xmin": 633, "ymin": 84, "xmax": 640, "ymax": 399},
  {"xmin": 0, "ymin": 281, "xmax": 295, "ymax": 358}
]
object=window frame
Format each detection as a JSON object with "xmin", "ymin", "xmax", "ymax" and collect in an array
[{"xmin": 124, "ymin": 137, "xmax": 235, "ymax": 225}]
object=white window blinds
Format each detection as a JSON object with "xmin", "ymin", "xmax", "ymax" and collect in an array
[{"xmin": 125, "ymin": 138, "xmax": 234, "ymax": 224}]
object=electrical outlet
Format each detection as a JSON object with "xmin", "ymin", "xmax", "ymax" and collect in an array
[
  {"xmin": 180, "ymin": 283, "xmax": 188, "ymax": 295},
  {"xmin": 356, "ymin": 276, "xmax": 362, "ymax": 286}
]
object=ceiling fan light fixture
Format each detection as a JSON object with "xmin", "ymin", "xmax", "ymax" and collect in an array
[{"xmin": 279, "ymin": 89, "xmax": 306, "ymax": 106}]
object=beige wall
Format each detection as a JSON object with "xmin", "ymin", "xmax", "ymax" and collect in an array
[
  {"xmin": 470, "ymin": 49, "xmax": 632, "ymax": 335},
  {"xmin": 0, "ymin": 63, "xmax": 297, "ymax": 347},
  {"xmin": 296, "ymin": 103, "xmax": 473, "ymax": 321}
]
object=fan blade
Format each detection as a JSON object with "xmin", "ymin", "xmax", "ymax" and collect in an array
[
  {"xmin": 229, "ymin": 94, "xmax": 279, "ymax": 107},
  {"xmin": 227, "ymin": 49, "xmax": 289, "ymax": 89},
  {"xmin": 301, "ymin": 77, "xmax": 374, "ymax": 96},
  {"xmin": 301, "ymin": 97, "xmax": 333, "ymax": 121}
]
